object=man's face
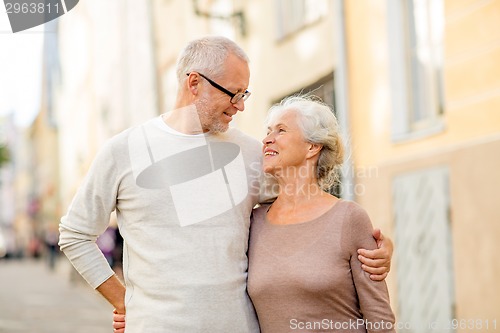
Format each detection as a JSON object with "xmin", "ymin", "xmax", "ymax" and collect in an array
[{"xmin": 194, "ymin": 54, "xmax": 250, "ymax": 133}]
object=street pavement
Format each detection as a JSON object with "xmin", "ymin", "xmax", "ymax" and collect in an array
[{"xmin": 0, "ymin": 257, "xmax": 114, "ymax": 333}]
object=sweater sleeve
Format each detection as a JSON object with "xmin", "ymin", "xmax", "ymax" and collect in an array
[
  {"xmin": 58, "ymin": 139, "xmax": 121, "ymax": 289},
  {"xmin": 346, "ymin": 203, "xmax": 396, "ymax": 333}
]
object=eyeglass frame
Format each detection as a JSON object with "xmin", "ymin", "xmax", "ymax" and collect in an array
[{"xmin": 186, "ymin": 72, "xmax": 251, "ymax": 104}]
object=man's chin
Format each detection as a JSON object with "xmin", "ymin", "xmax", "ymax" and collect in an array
[{"xmin": 209, "ymin": 123, "xmax": 230, "ymax": 134}]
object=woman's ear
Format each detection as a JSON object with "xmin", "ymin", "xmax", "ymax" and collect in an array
[{"xmin": 306, "ymin": 143, "xmax": 323, "ymax": 159}]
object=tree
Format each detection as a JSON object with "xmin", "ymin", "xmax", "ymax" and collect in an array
[{"xmin": 0, "ymin": 144, "xmax": 9, "ymax": 168}]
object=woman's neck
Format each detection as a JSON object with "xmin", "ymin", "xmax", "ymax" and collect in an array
[
  {"xmin": 272, "ymin": 171, "xmax": 326, "ymax": 208},
  {"xmin": 267, "ymin": 179, "xmax": 337, "ymax": 225}
]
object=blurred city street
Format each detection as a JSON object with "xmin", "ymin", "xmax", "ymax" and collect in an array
[{"xmin": 0, "ymin": 258, "xmax": 113, "ymax": 333}]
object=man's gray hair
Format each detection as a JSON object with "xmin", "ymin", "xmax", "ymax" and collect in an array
[
  {"xmin": 266, "ymin": 94, "xmax": 345, "ymax": 190},
  {"xmin": 176, "ymin": 36, "xmax": 249, "ymax": 83}
]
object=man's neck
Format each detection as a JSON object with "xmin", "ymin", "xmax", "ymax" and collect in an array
[{"xmin": 162, "ymin": 103, "xmax": 207, "ymax": 135}]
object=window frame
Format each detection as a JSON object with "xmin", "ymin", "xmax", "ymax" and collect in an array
[{"xmin": 388, "ymin": 0, "xmax": 446, "ymax": 142}]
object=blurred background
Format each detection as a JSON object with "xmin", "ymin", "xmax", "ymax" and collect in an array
[{"xmin": 1, "ymin": 0, "xmax": 499, "ymax": 332}]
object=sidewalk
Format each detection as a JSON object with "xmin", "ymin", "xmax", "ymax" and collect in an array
[{"xmin": 0, "ymin": 257, "xmax": 113, "ymax": 333}]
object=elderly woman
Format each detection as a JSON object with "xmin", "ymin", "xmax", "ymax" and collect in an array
[{"xmin": 247, "ymin": 95, "xmax": 395, "ymax": 333}]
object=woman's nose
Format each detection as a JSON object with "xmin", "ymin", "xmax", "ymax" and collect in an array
[{"xmin": 263, "ymin": 133, "xmax": 275, "ymax": 145}]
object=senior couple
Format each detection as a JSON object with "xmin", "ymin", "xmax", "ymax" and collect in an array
[{"xmin": 59, "ymin": 36, "xmax": 395, "ymax": 332}]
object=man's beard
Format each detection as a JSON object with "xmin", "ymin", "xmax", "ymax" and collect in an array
[{"xmin": 195, "ymin": 97, "xmax": 230, "ymax": 134}]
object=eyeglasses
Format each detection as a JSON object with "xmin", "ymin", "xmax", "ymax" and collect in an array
[{"xmin": 186, "ymin": 72, "xmax": 251, "ymax": 104}]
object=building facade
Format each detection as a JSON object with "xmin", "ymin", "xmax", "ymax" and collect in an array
[{"xmin": 344, "ymin": 0, "xmax": 500, "ymax": 330}]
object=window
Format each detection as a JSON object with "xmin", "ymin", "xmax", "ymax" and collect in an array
[
  {"xmin": 274, "ymin": 0, "xmax": 327, "ymax": 40},
  {"xmin": 274, "ymin": 73, "xmax": 334, "ymax": 108},
  {"xmin": 388, "ymin": 0, "xmax": 445, "ymax": 140}
]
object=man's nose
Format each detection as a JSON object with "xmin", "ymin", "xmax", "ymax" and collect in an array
[{"xmin": 233, "ymin": 98, "xmax": 245, "ymax": 111}]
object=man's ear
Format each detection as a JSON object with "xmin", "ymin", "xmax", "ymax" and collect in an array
[
  {"xmin": 306, "ymin": 143, "xmax": 323, "ymax": 159},
  {"xmin": 186, "ymin": 73, "xmax": 200, "ymax": 96}
]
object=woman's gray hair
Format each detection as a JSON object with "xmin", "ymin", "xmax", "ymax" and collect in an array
[
  {"xmin": 176, "ymin": 36, "xmax": 249, "ymax": 83},
  {"xmin": 266, "ymin": 94, "xmax": 344, "ymax": 190}
]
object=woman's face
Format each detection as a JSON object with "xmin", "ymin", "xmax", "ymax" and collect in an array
[{"xmin": 261, "ymin": 109, "xmax": 311, "ymax": 176}]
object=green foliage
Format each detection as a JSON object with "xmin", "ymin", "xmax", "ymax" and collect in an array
[{"xmin": 0, "ymin": 145, "xmax": 9, "ymax": 167}]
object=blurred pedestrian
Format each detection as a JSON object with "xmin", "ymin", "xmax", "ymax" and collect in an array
[
  {"xmin": 44, "ymin": 225, "xmax": 59, "ymax": 270},
  {"xmin": 111, "ymin": 226, "xmax": 123, "ymax": 280},
  {"xmin": 28, "ymin": 235, "xmax": 41, "ymax": 259},
  {"xmin": 96, "ymin": 226, "xmax": 116, "ymax": 267}
]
